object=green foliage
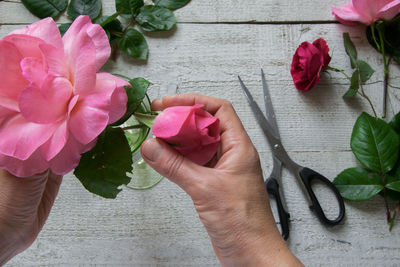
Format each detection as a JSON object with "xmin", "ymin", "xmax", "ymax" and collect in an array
[
  {"xmin": 67, "ymin": 0, "xmax": 101, "ymax": 19},
  {"xmin": 118, "ymin": 29, "xmax": 149, "ymax": 60},
  {"xmin": 74, "ymin": 127, "xmax": 133, "ymax": 199},
  {"xmin": 343, "ymin": 32, "xmax": 357, "ymax": 69},
  {"xmin": 390, "ymin": 112, "xmax": 400, "ymax": 135},
  {"xmin": 112, "ymin": 77, "xmax": 150, "ymax": 126},
  {"xmin": 153, "ymin": 0, "xmax": 190, "ymax": 10},
  {"xmin": 58, "ymin": 23, "xmax": 72, "ymax": 36},
  {"xmin": 21, "ymin": 0, "xmax": 68, "ymax": 18},
  {"xmin": 333, "ymin": 168, "xmax": 383, "ymax": 201},
  {"xmin": 350, "ymin": 112, "xmax": 399, "ymax": 173},
  {"xmin": 116, "ymin": 0, "xmax": 143, "ymax": 16},
  {"xmin": 136, "ymin": 5, "xmax": 177, "ymax": 31},
  {"xmin": 356, "ymin": 60, "xmax": 375, "ymax": 83},
  {"xmin": 343, "ymin": 70, "xmax": 359, "ymax": 98}
]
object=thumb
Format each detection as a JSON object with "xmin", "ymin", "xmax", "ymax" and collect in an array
[{"xmin": 141, "ymin": 138, "xmax": 205, "ymax": 193}]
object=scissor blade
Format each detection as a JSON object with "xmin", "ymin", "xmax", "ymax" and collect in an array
[
  {"xmin": 261, "ymin": 69, "xmax": 280, "ymax": 139},
  {"xmin": 238, "ymin": 76, "xmax": 280, "ymax": 142}
]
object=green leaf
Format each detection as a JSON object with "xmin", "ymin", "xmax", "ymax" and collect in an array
[
  {"xmin": 116, "ymin": 0, "xmax": 143, "ymax": 16},
  {"xmin": 136, "ymin": 5, "xmax": 177, "ymax": 32},
  {"xmin": 67, "ymin": 0, "xmax": 101, "ymax": 19},
  {"xmin": 112, "ymin": 77, "xmax": 150, "ymax": 126},
  {"xmin": 351, "ymin": 112, "xmax": 400, "ymax": 173},
  {"xmin": 95, "ymin": 15, "xmax": 123, "ymax": 40},
  {"xmin": 152, "ymin": 0, "xmax": 190, "ymax": 10},
  {"xmin": 390, "ymin": 112, "xmax": 400, "ymax": 135},
  {"xmin": 21, "ymin": 0, "xmax": 67, "ymax": 18},
  {"xmin": 58, "ymin": 23, "xmax": 71, "ymax": 36},
  {"xmin": 343, "ymin": 70, "xmax": 359, "ymax": 98},
  {"xmin": 356, "ymin": 60, "xmax": 374, "ymax": 83},
  {"xmin": 118, "ymin": 28, "xmax": 149, "ymax": 60},
  {"xmin": 333, "ymin": 167, "xmax": 383, "ymax": 201},
  {"xmin": 343, "ymin": 32, "xmax": 358, "ymax": 69},
  {"xmin": 74, "ymin": 127, "xmax": 133, "ymax": 199},
  {"xmin": 134, "ymin": 112, "xmax": 157, "ymax": 128},
  {"xmin": 386, "ymin": 181, "xmax": 400, "ymax": 192}
]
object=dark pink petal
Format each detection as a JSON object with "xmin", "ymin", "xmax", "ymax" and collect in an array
[
  {"xmin": 48, "ymin": 134, "xmax": 86, "ymax": 175},
  {"xmin": 153, "ymin": 106, "xmax": 194, "ymax": 139},
  {"xmin": 0, "ymin": 149, "xmax": 48, "ymax": 177},
  {"xmin": 312, "ymin": 38, "xmax": 331, "ymax": 67},
  {"xmin": 19, "ymin": 76, "xmax": 72, "ymax": 124},
  {"xmin": 20, "ymin": 57, "xmax": 47, "ymax": 87},
  {"xmin": 10, "ymin": 17, "xmax": 63, "ymax": 49},
  {"xmin": 68, "ymin": 91, "xmax": 110, "ymax": 144},
  {"xmin": 40, "ymin": 121, "xmax": 68, "ymax": 161},
  {"xmin": 39, "ymin": 43, "xmax": 69, "ymax": 78},
  {"xmin": 0, "ymin": 40, "xmax": 28, "ymax": 111},
  {"xmin": 0, "ymin": 114, "xmax": 57, "ymax": 160}
]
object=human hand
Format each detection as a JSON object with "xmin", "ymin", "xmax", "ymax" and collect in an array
[
  {"xmin": 0, "ymin": 169, "xmax": 62, "ymax": 265},
  {"xmin": 141, "ymin": 94, "xmax": 303, "ymax": 266}
]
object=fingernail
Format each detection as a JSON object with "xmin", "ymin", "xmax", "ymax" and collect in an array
[{"xmin": 141, "ymin": 139, "xmax": 163, "ymax": 162}]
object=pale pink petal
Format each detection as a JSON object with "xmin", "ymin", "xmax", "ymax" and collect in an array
[
  {"xmin": 0, "ymin": 149, "xmax": 48, "ymax": 177},
  {"xmin": 377, "ymin": 0, "xmax": 400, "ymax": 20},
  {"xmin": 49, "ymin": 134, "xmax": 86, "ymax": 175},
  {"xmin": 39, "ymin": 43, "xmax": 69, "ymax": 78},
  {"xmin": 0, "ymin": 40, "xmax": 28, "ymax": 110},
  {"xmin": 63, "ymin": 16, "xmax": 110, "ymax": 70},
  {"xmin": 19, "ymin": 76, "xmax": 72, "ymax": 124},
  {"xmin": 69, "ymin": 92, "xmax": 110, "ymax": 144},
  {"xmin": 20, "ymin": 57, "xmax": 47, "ymax": 87},
  {"xmin": 95, "ymin": 73, "xmax": 128, "ymax": 123},
  {"xmin": 2, "ymin": 34, "xmax": 44, "ymax": 58},
  {"xmin": 40, "ymin": 121, "xmax": 68, "ymax": 161},
  {"xmin": 332, "ymin": 4, "xmax": 370, "ymax": 25},
  {"xmin": 0, "ymin": 114, "xmax": 57, "ymax": 160},
  {"xmin": 10, "ymin": 17, "xmax": 63, "ymax": 48}
]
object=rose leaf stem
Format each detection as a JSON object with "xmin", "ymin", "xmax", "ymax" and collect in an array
[
  {"xmin": 121, "ymin": 125, "xmax": 148, "ymax": 131},
  {"xmin": 325, "ymin": 66, "xmax": 351, "ymax": 80},
  {"xmin": 389, "ymin": 203, "xmax": 400, "ymax": 231},
  {"xmin": 357, "ymin": 73, "xmax": 378, "ymax": 118},
  {"xmin": 381, "ymin": 173, "xmax": 392, "ymax": 223},
  {"xmin": 377, "ymin": 24, "xmax": 390, "ymax": 118}
]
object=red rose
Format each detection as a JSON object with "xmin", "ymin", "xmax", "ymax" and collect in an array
[
  {"xmin": 152, "ymin": 104, "xmax": 220, "ymax": 165},
  {"xmin": 290, "ymin": 38, "xmax": 331, "ymax": 91}
]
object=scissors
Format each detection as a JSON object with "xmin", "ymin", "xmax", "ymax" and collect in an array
[{"xmin": 238, "ymin": 70, "xmax": 345, "ymax": 240}]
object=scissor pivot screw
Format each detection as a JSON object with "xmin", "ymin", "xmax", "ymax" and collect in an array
[{"xmin": 274, "ymin": 144, "xmax": 280, "ymax": 150}]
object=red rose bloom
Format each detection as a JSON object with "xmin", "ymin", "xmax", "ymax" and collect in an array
[
  {"xmin": 290, "ymin": 38, "xmax": 331, "ymax": 91},
  {"xmin": 152, "ymin": 104, "xmax": 220, "ymax": 165}
]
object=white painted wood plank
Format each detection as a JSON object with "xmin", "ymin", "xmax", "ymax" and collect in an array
[
  {"xmin": 0, "ymin": 0, "xmax": 348, "ymax": 24},
  {"xmin": 1, "ymin": 20, "xmax": 400, "ymax": 267}
]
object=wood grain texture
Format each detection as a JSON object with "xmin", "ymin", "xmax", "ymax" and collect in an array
[
  {"xmin": 2, "ymin": 1, "xmax": 400, "ymax": 266},
  {"xmin": 0, "ymin": 0, "xmax": 348, "ymax": 24}
]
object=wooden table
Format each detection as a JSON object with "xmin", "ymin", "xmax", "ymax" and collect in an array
[{"xmin": 2, "ymin": 0, "xmax": 400, "ymax": 265}]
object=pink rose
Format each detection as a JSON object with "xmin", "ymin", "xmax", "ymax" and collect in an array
[
  {"xmin": 152, "ymin": 104, "xmax": 220, "ymax": 165},
  {"xmin": 290, "ymin": 38, "xmax": 331, "ymax": 91},
  {"xmin": 332, "ymin": 0, "xmax": 400, "ymax": 25},
  {"xmin": 0, "ymin": 16, "xmax": 128, "ymax": 177}
]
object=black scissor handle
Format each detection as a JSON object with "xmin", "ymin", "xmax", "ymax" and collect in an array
[
  {"xmin": 299, "ymin": 167, "xmax": 345, "ymax": 225},
  {"xmin": 266, "ymin": 178, "xmax": 290, "ymax": 240}
]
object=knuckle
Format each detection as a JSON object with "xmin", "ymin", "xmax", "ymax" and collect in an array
[{"xmin": 164, "ymin": 154, "xmax": 185, "ymax": 179}]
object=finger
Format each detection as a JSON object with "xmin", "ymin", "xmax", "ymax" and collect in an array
[
  {"xmin": 36, "ymin": 172, "xmax": 62, "ymax": 229},
  {"xmin": 140, "ymin": 138, "xmax": 207, "ymax": 195}
]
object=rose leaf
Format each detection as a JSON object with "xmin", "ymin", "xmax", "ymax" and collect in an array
[
  {"xmin": 356, "ymin": 60, "xmax": 375, "ymax": 83},
  {"xmin": 67, "ymin": 0, "xmax": 102, "ymax": 20},
  {"xmin": 116, "ymin": 0, "xmax": 143, "ymax": 17},
  {"xmin": 58, "ymin": 23, "xmax": 72, "ymax": 36},
  {"xmin": 351, "ymin": 112, "xmax": 400, "ymax": 173},
  {"xmin": 118, "ymin": 28, "xmax": 149, "ymax": 60},
  {"xmin": 21, "ymin": 0, "xmax": 68, "ymax": 18},
  {"xmin": 136, "ymin": 5, "xmax": 177, "ymax": 32},
  {"xmin": 343, "ymin": 70, "xmax": 359, "ymax": 98},
  {"xmin": 74, "ymin": 127, "xmax": 133, "ymax": 199},
  {"xmin": 333, "ymin": 167, "xmax": 384, "ymax": 201},
  {"xmin": 152, "ymin": 0, "xmax": 190, "ymax": 10},
  {"xmin": 343, "ymin": 32, "xmax": 357, "ymax": 69},
  {"xmin": 390, "ymin": 112, "xmax": 400, "ymax": 135}
]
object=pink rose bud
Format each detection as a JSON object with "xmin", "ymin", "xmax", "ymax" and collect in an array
[
  {"xmin": 332, "ymin": 0, "xmax": 400, "ymax": 25},
  {"xmin": 0, "ymin": 16, "xmax": 128, "ymax": 177},
  {"xmin": 290, "ymin": 38, "xmax": 331, "ymax": 91},
  {"xmin": 152, "ymin": 104, "xmax": 221, "ymax": 165}
]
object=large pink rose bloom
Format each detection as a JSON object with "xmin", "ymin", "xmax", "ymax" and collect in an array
[
  {"xmin": 153, "ymin": 104, "xmax": 220, "ymax": 165},
  {"xmin": 332, "ymin": 0, "xmax": 400, "ymax": 25},
  {"xmin": 0, "ymin": 16, "xmax": 128, "ymax": 177}
]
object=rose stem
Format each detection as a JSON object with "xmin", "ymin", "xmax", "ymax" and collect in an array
[
  {"xmin": 377, "ymin": 24, "xmax": 389, "ymax": 118},
  {"xmin": 121, "ymin": 125, "xmax": 148, "ymax": 131},
  {"xmin": 326, "ymin": 66, "xmax": 351, "ymax": 80},
  {"xmin": 389, "ymin": 203, "xmax": 400, "ymax": 231}
]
